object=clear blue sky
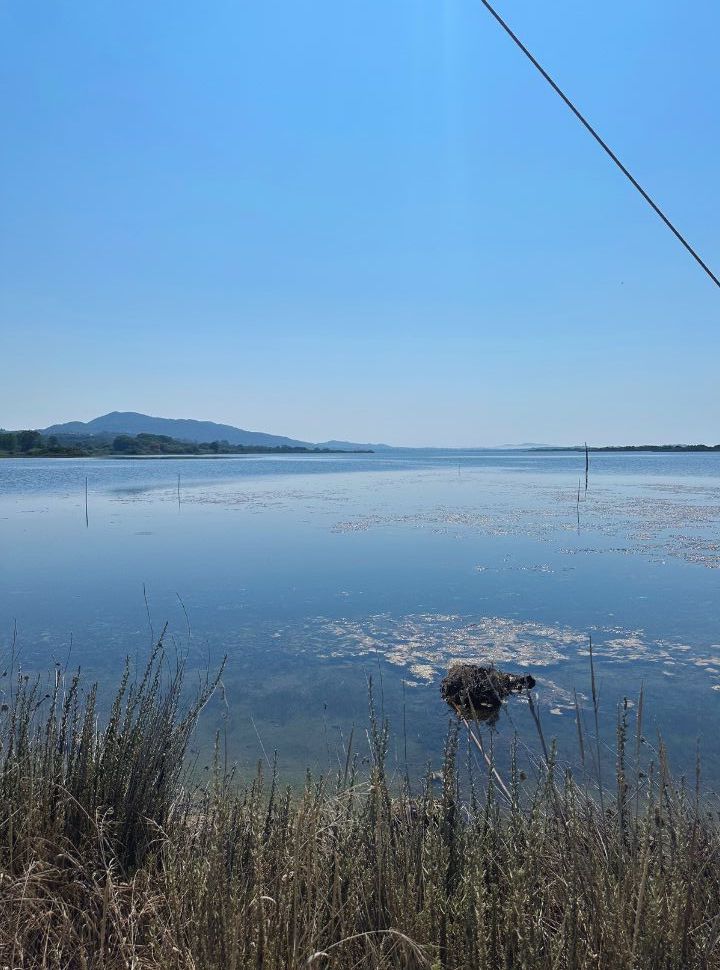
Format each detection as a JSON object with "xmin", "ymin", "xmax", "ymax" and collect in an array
[{"xmin": 1, "ymin": 1, "xmax": 718, "ymax": 445}]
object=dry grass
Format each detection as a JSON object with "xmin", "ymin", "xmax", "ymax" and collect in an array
[{"xmin": 1, "ymin": 646, "xmax": 719, "ymax": 969}]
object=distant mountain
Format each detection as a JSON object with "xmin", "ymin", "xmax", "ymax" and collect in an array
[
  {"xmin": 42, "ymin": 411, "xmax": 391, "ymax": 451},
  {"xmin": 495, "ymin": 443, "xmax": 554, "ymax": 450},
  {"xmin": 315, "ymin": 439, "xmax": 393, "ymax": 451},
  {"xmin": 43, "ymin": 412, "xmax": 313, "ymax": 448}
]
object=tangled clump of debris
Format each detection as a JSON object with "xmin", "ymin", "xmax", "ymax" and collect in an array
[{"xmin": 441, "ymin": 663, "xmax": 535, "ymax": 723}]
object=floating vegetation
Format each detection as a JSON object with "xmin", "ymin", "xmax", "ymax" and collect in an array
[
  {"xmin": 310, "ymin": 613, "xmax": 711, "ymax": 687},
  {"xmin": 318, "ymin": 614, "xmax": 577, "ymax": 681},
  {"xmin": 331, "ymin": 481, "xmax": 720, "ymax": 568},
  {"xmin": 280, "ymin": 613, "xmax": 720, "ymax": 706},
  {"xmin": 97, "ymin": 459, "xmax": 720, "ymax": 568},
  {"xmin": 475, "ymin": 562, "xmax": 555, "ymax": 574}
]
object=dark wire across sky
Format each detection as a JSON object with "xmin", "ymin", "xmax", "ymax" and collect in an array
[{"xmin": 477, "ymin": 0, "xmax": 719, "ymax": 289}]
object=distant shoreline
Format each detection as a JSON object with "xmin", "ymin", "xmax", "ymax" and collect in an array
[
  {"xmin": 3, "ymin": 442, "xmax": 720, "ymax": 459},
  {"xmin": 0, "ymin": 430, "xmax": 373, "ymax": 459},
  {"xmin": 0, "ymin": 449, "xmax": 373, "ymax": 459},
  {"xmin": 531, "ymin": 445, "xmax": 720, "ymax": 453}
]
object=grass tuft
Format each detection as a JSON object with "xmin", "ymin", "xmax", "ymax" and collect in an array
[{"xmin": 1, "ymin": 651, "xmax": 719, "ymax": 968}]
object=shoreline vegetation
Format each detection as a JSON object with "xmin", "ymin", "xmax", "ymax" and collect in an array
[
  {"xmin": 0, "ymin": 430, "xmax": 371, "ymax": 458},
  {"xmin": 2, "ymin": 648, "xmax": 719, "ymax": 968},
  {"xmin": 2, "ymin": 429, "xmax": 719, "ymax": 458},
  {"xmin": 533, "ymin": 444, "xmax": 720, "ymax": 452}
]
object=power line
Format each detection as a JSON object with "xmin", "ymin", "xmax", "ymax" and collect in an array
[{"xmin": 477, "ymin": 0, "xmax": 720, "ymax": 290}]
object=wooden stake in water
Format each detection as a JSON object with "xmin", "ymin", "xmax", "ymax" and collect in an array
[
  {"xmin": 85, "ymin": 476, "xmax": 89, "ymax": 528},
  {"xmin": 576, "ymin": 477, "xmax": 581, "ymax": 532},
  {"xmin": 177, "ymin": 473, "xmax": 181, "ymax": 510},
  {"xmin": 585, "ymin": 442, "xmax": 590, "ymax": 492}
]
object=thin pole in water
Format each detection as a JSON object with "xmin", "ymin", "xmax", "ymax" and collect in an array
[
  {"xmin": 177, "ymin": 473, "xmax": 181, "ymax": 510},
  {"xmin": 85, "ymin": 476, "xmax": 89, "ymax": 528},
  {"xmin": 576, "ymin": 477, "xmax": 581, "ymax": 532},
  {"xmin": 585, "ymin": 442, "xmax": 589, "ymax": 493}
]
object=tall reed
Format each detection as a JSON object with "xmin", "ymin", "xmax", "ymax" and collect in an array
[{"xmin": 1, "ymin": 648, "xmax": 718, "ymax": 968}]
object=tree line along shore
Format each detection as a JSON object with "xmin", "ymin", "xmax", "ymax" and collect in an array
[
  {"xmin": 0, "ymin": 430, "xmax": 369, "ymax": 457},
  {"xmin": 534, "ymin": 444, "xmax": 720, "ymax": 452},
  {"xmin": 2, "ymin": 430, "xmax": 718, "ymax": 457}
]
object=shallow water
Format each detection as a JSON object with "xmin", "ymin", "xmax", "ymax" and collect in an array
[{"xmin": 1, "ymin": 451, "xmax": 719, "ymax": 784}]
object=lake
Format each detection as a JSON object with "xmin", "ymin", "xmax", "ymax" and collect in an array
[{"xmin": 1, "ymin": 451, "xmax": 719, "ymax": 785}]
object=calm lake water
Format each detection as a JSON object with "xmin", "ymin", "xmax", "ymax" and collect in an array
[{"xmin": 1, "ymin": 451, "xmax": 719, "ymax": 785}]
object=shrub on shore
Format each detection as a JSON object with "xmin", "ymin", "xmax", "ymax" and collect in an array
[{"xmin": 1, "ymin": 648, "xmax": 719, "ymax": 969}]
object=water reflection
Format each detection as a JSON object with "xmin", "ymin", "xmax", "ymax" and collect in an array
[{"xmin": 1, "ymin": 451, "xmax": 719, "ymax": 784}]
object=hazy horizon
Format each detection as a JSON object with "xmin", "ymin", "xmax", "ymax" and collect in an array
[{"xmin": 0, "ymin": 407, "xmax": 715, "ymax": 450}]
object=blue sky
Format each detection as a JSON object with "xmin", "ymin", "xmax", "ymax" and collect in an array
[{"xmin": 1, "ymin": 1, "xmax": 718, "ymax": 445}]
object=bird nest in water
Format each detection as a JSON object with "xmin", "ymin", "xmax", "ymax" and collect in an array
[{"xmin": 440, "ymin": 663, "xmax": 536, "ymax": 723}]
